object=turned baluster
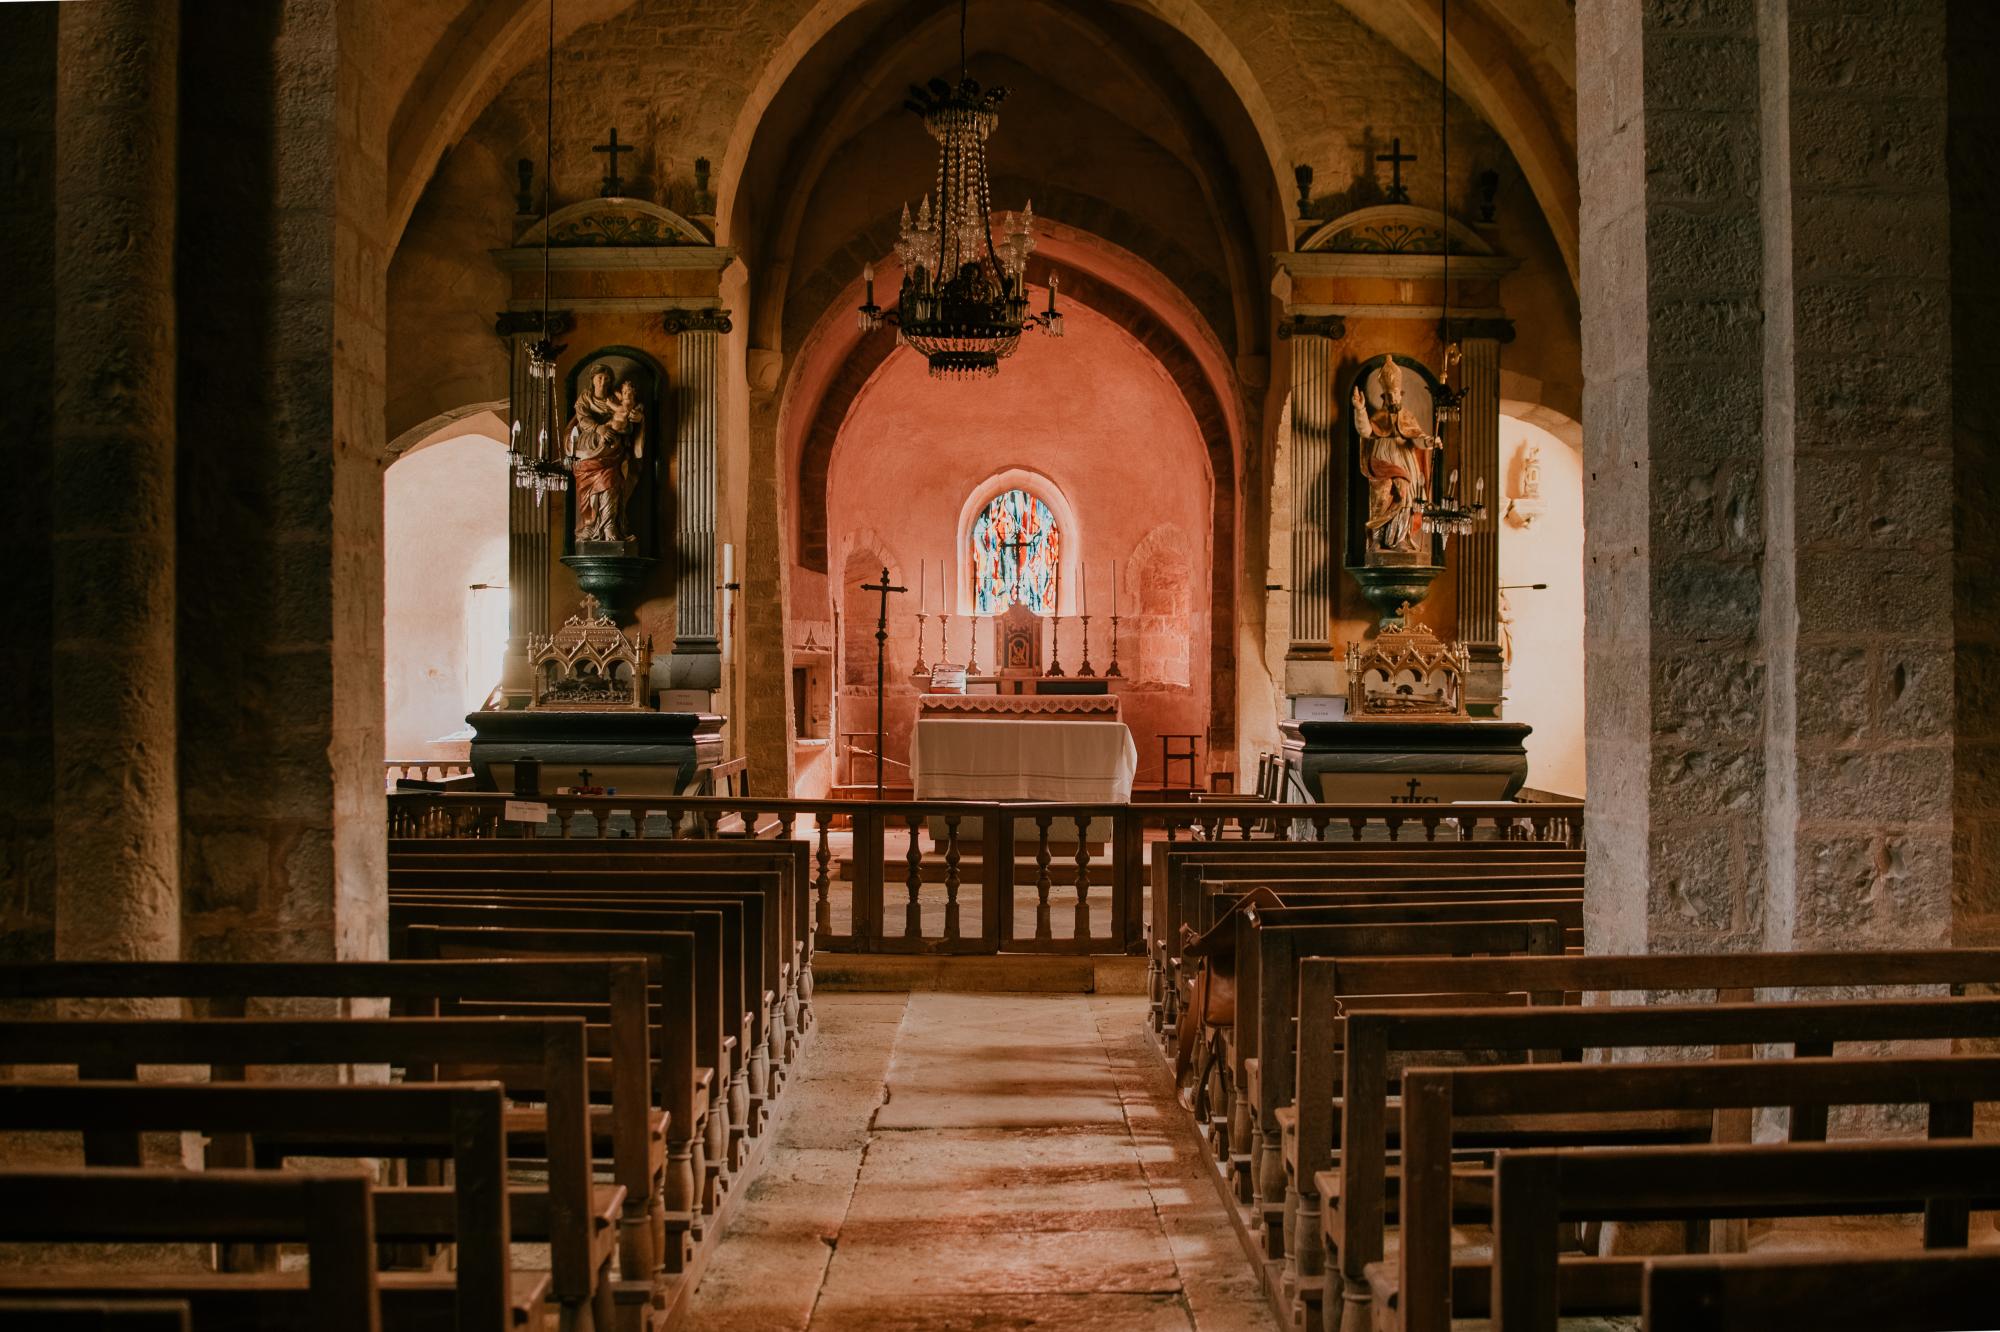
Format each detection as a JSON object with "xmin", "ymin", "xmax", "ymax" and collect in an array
[
  {"xmin": 777, "ymin": 812, "xmax": 794, "ymax": 839},
  {"xmin": 943, "ymin": 815, "xmax": 962, "ymax": 942},
  {"xmin": 1072, "ymin": 814, "xmax": 1092, "ymax": 940},
  {"xmin": 1310, "ymin": 815, "xmax": 1330, "ymax": 841},
  {"xmin": 815, "ymin": 821, "xmax": 833, "ymax": 936},
  {"xmin": 904, "ymin": 813, "xmax": 924, "ymax": 937},
  {"xmin": 1034, "ymin": 815, "xmax": 1054, "ymax": 941}
]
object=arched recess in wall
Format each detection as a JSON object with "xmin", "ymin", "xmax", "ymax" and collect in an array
[
  {"xmin": 954, "ymin": 468, "xmax": 1079, "ymax": 616},
  {"xmin": 1495, "ymin": 405, "xmax": 1585, "ymax": 799},
  {"xmin": 383, "ymin": 416, "xmax": 512, "ymax": 765}
]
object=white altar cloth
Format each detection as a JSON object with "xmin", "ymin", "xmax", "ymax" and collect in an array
[{"xmin": 911, "ymin": 718, "xmax": 1137, "ymax": 803}]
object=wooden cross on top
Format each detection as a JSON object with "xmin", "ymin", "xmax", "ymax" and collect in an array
[
  {"xmin": 1377, "ymin": 137, "xmax": 1416, "ymax": 203},
  {"xmin": 594, "ymin": 128, "xmax": 634, "ymax": 197}
]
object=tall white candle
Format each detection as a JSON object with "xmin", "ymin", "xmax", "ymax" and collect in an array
[
  {"xmin": 918, "ymin": 559, "xmax": 926, "ymax": 612},
  {"xmin": 1112, "ymin": 559, "xmax": 1119, "ymax": 616}
]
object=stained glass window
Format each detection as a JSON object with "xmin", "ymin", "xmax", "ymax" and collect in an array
[{"xmin": 970, "ymin": 489, "xmax": 1061, "ymax": 614}]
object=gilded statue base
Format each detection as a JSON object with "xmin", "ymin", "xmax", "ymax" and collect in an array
[
  {"xmin": 1348, "ymin": 562, "xmax": 1442, "ymax": 630},
  {"xmin": 561, "ymin": 548, "xmax": 655, "ymax": 623}
]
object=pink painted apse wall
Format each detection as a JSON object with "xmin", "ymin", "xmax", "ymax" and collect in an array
[{"xmin": 811, "ymin": 298, "xmax": 1214, "ymax": 787}]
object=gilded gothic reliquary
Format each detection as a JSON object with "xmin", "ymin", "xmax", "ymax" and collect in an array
[
  {"xmin": 1345, "ymin": 609, "xmax": 1468, "ymax": 719},
  {"xmin": 528, "ymin": 595, "xmax": 654, "ymax": 710}
]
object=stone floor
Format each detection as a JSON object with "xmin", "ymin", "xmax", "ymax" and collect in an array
[{"xmin": 683, "ymin": 992, "xmax": 1277, "ymax": 1331}]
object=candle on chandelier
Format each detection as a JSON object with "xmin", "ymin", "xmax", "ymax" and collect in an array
[
  {"xmin": 1474, "ymin": 476, "xmax": 1486, "ymax": 505},
  {"xmin": 1448, "ymin": 467, "xmax": 1460, "ymax": 503}
]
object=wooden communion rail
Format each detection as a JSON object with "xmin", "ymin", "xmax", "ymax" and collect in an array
[{"xmin": 386, "ymin": 792, "xmax": 1584, "ymax": 957}]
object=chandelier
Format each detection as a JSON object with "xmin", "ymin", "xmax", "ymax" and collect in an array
[
  {"xmin": 510, "ymin": 0, "xmax": 571, "ymax": 497},
  {"xmin": 856, "ymin": 0, "xmax": 1062, "ymax": 379},
  {"xmin": 1413, "ymin": 0, "xmax": 1484, "ymax": 546}
]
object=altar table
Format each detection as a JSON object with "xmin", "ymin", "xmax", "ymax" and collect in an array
[
  {"xmin": 911, "ymin": 718, "xmax": 1138, "ymax": 803},
  {"xmin": 917, "ymin": 693, "xmax": 1120, "ymax": 721}
]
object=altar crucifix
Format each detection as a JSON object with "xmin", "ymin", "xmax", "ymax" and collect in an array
[
  {"xmin": 1376, "ymin": 137, "xmax": 1416, "ymax": 204},
  {"xmin": 594, "ymin": 127, "xmax": 635, "ymax": 197}
]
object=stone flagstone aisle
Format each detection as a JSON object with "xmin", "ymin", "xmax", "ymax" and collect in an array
[{"xmin": 683, "ymin": 992, "xmax": 1277, "ymax": 1331}]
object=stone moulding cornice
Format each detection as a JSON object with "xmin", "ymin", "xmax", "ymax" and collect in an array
[
  {"xmin": 503, "ymin": 297, "xmax": 734, "ymax": 316},
  {"xmin": 1272, "ymin": 251, "xmax": 1520, "ymax": 282},
  {"xmin": 493, "ymin": 309, "xmax": 576, "ymax": 338},
  {"xmin": 1281, "ymin": 301, "xmax": 1511, "ymax": 324},
  {"xmin": 1276, "ymin": 313, "xmax": 1348, "ymax": 341},
  {"xmin": 660, "ymin": 308, "xmax": 733, "ymax": 336},
  {"xmin": 493, "ymin": 245, "xmax": 742, "ymax": 274}
]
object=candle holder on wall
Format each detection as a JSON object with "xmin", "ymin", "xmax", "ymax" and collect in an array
[{"xmin": 1105, "ymin": 614, "xmax": 1123, "ymax": 677}]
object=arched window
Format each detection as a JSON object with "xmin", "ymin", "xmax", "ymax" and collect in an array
[{"xmin": 969, "ymin": 488, "xmax": 1061, "ymax": 614}]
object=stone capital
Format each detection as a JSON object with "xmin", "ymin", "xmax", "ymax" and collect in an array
[
  {"xmin": 1276, "ymin": 313, "xmax": 1347, "ymax": 341},
  {"xmin": 661, "ymin": 307, "xmax": 733, "ymax": 336}
]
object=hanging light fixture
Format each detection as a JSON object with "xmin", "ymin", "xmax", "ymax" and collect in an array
[
  {"xmin": 1417, "ymin": 0, "xmax": 1485, "ymax": 545},
  {"xmin": 510, "ymin": 0, "xmax": 570, "ymax": 498},
  {"xmin": 855, "ymin": 0, "xmax": 1062, "ymax": 379}
]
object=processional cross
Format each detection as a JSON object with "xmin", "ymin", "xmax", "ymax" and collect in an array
[
  {"xmin": 1377, "ymin": 138, "xmax": 1416, "ymax": 204},
  {"xmin": 860, "ymin": 567, "xmax": 907, "ymax": 797},
  {"xmin": 594, "ymin": 128, "xmax": 635, "ymax": 197}
]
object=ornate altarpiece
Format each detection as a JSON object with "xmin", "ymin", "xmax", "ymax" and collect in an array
[{"xmin": 1272, "ymin": 203, "xmax": 1517, "ymax": 717}]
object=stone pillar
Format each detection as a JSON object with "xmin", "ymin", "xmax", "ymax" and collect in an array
[
  {"xmin": 175, "ymin": 0, "xmax": 386, "ymax": 963},
  {"xmin": 1278, "ymin": 318, "xmax": 1343, "ymax": 697},
  {"xmin": 741, "ymin": 374, "xmax": 793, "ymax": 791},
  {"xmin": 666, "ymin": 313, "xmax": 727, "ymax": 691},
  {"xmin": 1950, "ymin": 0, "xmax": 2000, "ymax": 948},
  {"xmin": 51, "ymin": 0, "xmax": 180, "ymax": 963},
  {"xmin": 1759, "ymin": 0, "xmax": 1953, "ymax": 950},
  {"xmin": 1578, "ymin": 0, "xmax": 1768, "ymax": 953},
  {"xmin": 1450, "ymin": 325, "xmax": 1508, "ymax": 715}
]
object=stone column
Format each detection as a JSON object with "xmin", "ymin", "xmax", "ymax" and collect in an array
[
  {"xmin": 51, "ymin": 0, "xmax": 180, "ymax": 963},
  {"xmin": 665, "ymin": 311, "xmax": 728, "ymax": 691},
  {"xmin": 1449, "ymin": 323, "xmax": 1509, "ymax": 715},
  {"xmin": 1758, "ymin": 0, "xmax": 1953, "ymax": 950},
  {"xmin": 1578, "ymin": 0, "xmax": 1768, "ymax": 953},
  {"xmin": 1278, "ymin": 317, "xmax": 1344, "ymax": 695}
]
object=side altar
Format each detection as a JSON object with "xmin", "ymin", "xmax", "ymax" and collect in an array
[
  {"xmin": 467, "ymin": 598, "xmax": 725, "ymax": 796},
  {"xmin": 1282, "ymin": 615, "xmax": 1529, "ymax": 803}
]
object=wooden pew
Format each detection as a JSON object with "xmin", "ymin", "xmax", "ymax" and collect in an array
[
  {"xmin": 388, "ymin": 866, "xmax": 792, "ymax": 1092},
  {"xmin": 0, "ymin": 1169, "xmax": 381, "ymax": 1332},
  {"xmin": 1207, "ymin": 918, "xmax": 1569, "ymax": 1241},
  {"xmin": 1393, "ymin": 1054, "xmax": 2000, "ymax": 1332},
  {"xmin": 0, "ymin": 958, "xmax": 660, "ymax": 1289},
  {"xmin": 389, "ymin": 838, "xmax": 814, "ymax": 1041},
  {"xmin": 1492, "ymin": 1139, "xmax": 2000, "ymax": 1332},
  {"xmin": 1640, "ymin": 1249, "xmax": 2000, "ymax": 1331},
  {"xmin": 0, "ymin": 1018, "xmax": 602, "ymax": 1331},
  {"xmin": 1293, "ymin": 949, "xmax": 2000, "ymax": 1332},
  {"xmin": 399, "ymin": 919, "xmax": 724, "ymax": 1238},
  {"xmin": 0, "ymin": 1300, "xmax": 192, "ymax": 1330},
  {"xmin": 1147, "ymin": 841, "xmax": 1583, "ymax": 1030}
]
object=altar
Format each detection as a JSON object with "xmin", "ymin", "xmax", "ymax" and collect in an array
[
  {"xmin": 911, "ymin": 717, "xmax": 1137, "ymax": 804},
  {"xmin": 917, "ymin": 693, "xmax": 1120, "ymax": 721}
]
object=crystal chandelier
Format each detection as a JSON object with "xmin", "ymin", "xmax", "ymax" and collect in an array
[
  {"xmin": 510, "ymin": 0, "xmax": 571, "ymax": 498},
  {"xmin": 856, "ymin": 0, "xmax": 1062, "ymax": 379},
  {"xmin": 1414, "ymin": 0, "xmax": 1484, "ymax": 547}
]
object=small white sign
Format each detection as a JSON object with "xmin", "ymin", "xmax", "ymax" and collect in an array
[{"xmin": 503, "ymin": 800, "xmax": 550, "ymax": 823}]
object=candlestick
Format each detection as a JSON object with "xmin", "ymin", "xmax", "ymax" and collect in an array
[
  {"xmin": 1077, "ymin": 613, "xmax": 1095, "ymax": 676},
  {"xmin": 939, "ymin": 611, "xmax": 951, "ymax": 669},
  {"xmin": 1105, "ymin": 613, "xmax": 1123, "ymax": 677},
  {"xmin": 1046, "ymin": 613, "xmax": 1066, "ymax": 678},
  {"xmin": 914, "ymin": 610, "xmax": 929, "ymax": 675},
  {"xmin": 968, "ymin": 615, "xmax": 981, "ymax": 674}
]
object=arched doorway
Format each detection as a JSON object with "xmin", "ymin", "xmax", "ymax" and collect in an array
[{"xmin": 382, "ymin": 426, "xmax": 511, "ymax": 777}]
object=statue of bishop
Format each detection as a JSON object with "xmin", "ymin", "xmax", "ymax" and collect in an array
[{"xmin": 1352, "ymin": 356, "xmax": 1435, "ymax": 557}]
